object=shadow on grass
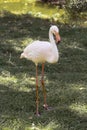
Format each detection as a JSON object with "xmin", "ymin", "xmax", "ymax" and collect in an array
[
  {"xmin": 0, "ymin": 11, "xmax": 51, "ymax": 40},
  {"xmin": 0, "ymin": 11, "xmax": 87, "ymax": 130},
  {"xmin": 0, "ymin": 84, "xmax": 36, "ymax": 114}
]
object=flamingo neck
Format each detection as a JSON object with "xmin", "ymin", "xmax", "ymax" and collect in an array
[{"xmin": 49, "ymin": 31, "xmax": 55, "ymax": 44}]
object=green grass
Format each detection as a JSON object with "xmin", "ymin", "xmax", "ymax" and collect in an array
[
  {"xmin": 0, "ymin": 1, "xmax": 87, "ymax": 130},
  {"xmin": 0, "ymin": 0, "xmax": 67, "ymax": 22},
  {"xmin": 0, "ymin": 0, "xmax": 87, "ymax": 26}
]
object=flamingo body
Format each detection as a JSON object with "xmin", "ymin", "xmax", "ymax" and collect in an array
[{"xmin": 21, "ymin": 40, "xmax": 59, "ymax": 65}]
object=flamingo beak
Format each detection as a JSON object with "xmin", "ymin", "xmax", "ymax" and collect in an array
[{"xmin": 54, "ymin": 31, "xmax": 61, "ymax": 44}]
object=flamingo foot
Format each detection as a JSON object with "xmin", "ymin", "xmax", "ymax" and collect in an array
[
  {"xmin": 43, "ymin": 104, "xmax": 53, "ymax": 111},
  {"xmin": 35, "ymin": 111, "xmax": 41, "ymax": 117}
]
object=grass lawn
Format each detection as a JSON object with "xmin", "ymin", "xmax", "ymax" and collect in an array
[{"xmin": 0, "ymin": 1, "xmax": 87, "ymax": 130}]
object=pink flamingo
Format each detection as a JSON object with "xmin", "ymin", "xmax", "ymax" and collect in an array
[{"xmin": 20, "ymin": 25, "xmax": 61, "ymax": 116}]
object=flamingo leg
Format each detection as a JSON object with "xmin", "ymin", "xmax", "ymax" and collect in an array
[
  {"xmin": 36, "ymin": 65, "xmax": 40, "ymax": 116},
  {"xmin": 41, "ymin": 63, "xmax": 48, "ymax": 109}
]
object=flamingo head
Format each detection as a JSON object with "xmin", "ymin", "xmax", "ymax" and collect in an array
[{"xmin": 50, "ymin": 25, "xmax": 61, "ymax": 44}]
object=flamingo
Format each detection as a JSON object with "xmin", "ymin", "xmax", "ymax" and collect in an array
[{"xmin": 20, "ymin": 25, "xmax": 61, "ymax": 116}]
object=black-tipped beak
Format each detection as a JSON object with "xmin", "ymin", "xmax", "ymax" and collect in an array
[
  {"xmin": 57, "ymin": 40, "xmax": 61, "ymax": 44},
  {"xmin": 55, "ymin": 32, "xmax": 61, "ymax": 45}
]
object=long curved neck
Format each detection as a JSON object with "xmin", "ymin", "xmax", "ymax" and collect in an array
[{"xmin": 49, "ymin": 31, "xmax": 55, "ymax": 44}]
